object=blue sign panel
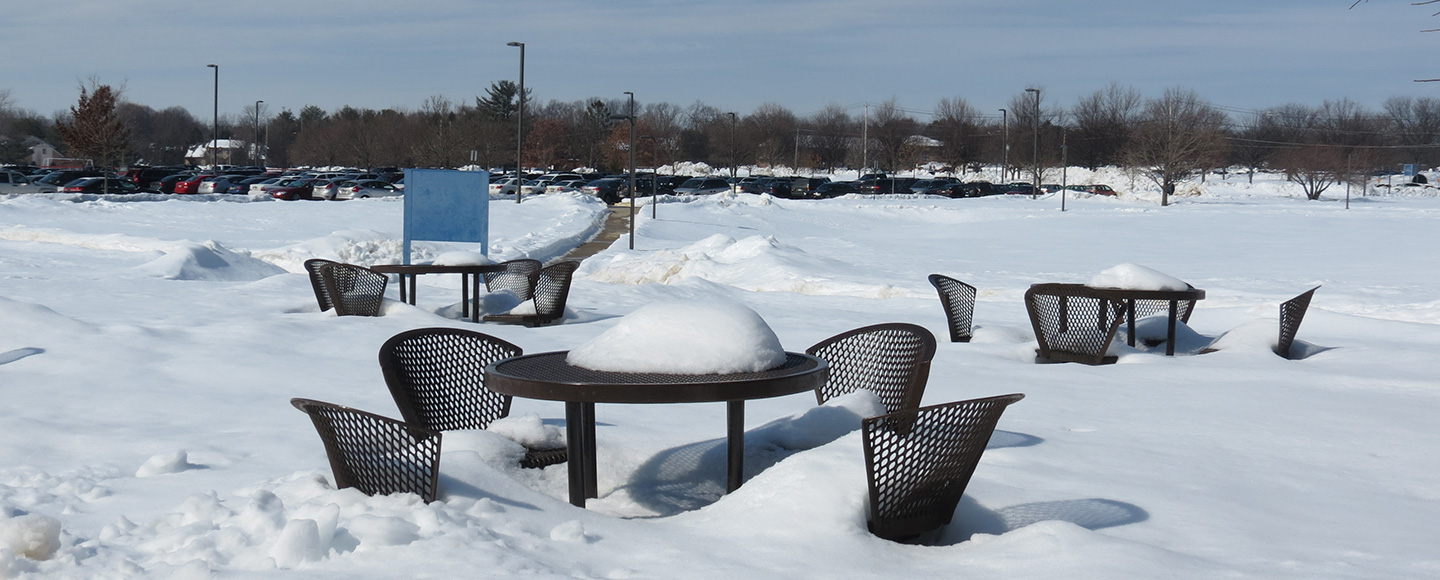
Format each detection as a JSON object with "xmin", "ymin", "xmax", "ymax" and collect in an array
[
  {"xmin": 402, "ymin": 169, "xmax": 489, "ymax": 264},
  {"xmin": 1404, "ymin": 164, "xmax": 1418, "ymax": 176}
]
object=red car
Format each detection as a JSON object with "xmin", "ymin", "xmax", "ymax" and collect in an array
[
  {"xmin": 172, "ymin": 174, "xmax": 212, "ymax": 194},
  {"xmin": 269, "ymin": 179, "xmax": 318, "ymax": 201}
]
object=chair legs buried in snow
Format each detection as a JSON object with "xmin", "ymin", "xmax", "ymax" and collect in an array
[
  {"xmin": 928, "ymin": 274, "xmax": 977, "ymax": 343},
  {"xmin": 806, "ymin": 323, "xmax": 937, "ymax": 415},
  {"xmin": 291, "ymin": 398, "xmax": 442, "ymax": 503}
]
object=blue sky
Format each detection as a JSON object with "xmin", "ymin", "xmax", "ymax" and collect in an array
[{"xmin": 3, "ymin": 0, "xmax": 1435, "ymax": 122}]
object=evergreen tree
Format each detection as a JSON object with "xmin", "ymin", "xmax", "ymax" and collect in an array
[
  {"xmin": 56, "ymin": 84, "xmax": 129, "ymax": 168},
  {"xmin": 476, "ymin": 80, "xmax": 531, "ymax": 121}
]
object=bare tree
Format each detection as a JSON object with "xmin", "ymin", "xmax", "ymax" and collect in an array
[
  {"xmin": 805, "ymin": 104, "xmax": 853, "ymax": 171},
  {"xmin": 742, "ymin": 103, "xmax": 797, "ymax": 169},
  {"xmin": 869, "ymin": 99, "xmax": 917, "ymax": 172},
  {"xmin": 1123, "ymin": 87, "xmax": 1228, "ymax": 205},
  {"xmin": 1384, "ymin": 96, "xmax": 1440, "ymax": 165},
  {"xmin": 1070, "ymin": 83, "xmax": 1141, "ymax": 169},
  {"xmin": 930, "ymin": 97, "xmax": 983, "ymax": 173}
]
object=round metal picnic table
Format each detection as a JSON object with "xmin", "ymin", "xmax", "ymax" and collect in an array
[
  {"xmin": 485, "ymin": 351, "xmax": 830, "ymax": 507},
  {"xmin": 1059, "ymin": 284, "xmax": 1206, "ymax": 356}
]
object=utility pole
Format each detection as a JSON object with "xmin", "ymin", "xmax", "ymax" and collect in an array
[{"xmin": 999, "ymin": 108, "xmax": 1008, "ymax": 182}]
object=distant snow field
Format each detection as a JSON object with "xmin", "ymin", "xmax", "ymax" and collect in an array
[{"xmin": 1, "ymin": 171, "xmax": 1437, "ymax": 579}]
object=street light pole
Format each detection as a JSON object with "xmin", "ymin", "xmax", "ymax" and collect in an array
[
  {"xmin": 999, "ymin": 108, "xmax": 1008, "ymax": 182},
  {"xmin": 626, "ymin": 92, "xmax": 636, "ymax": 250},
  {"xmin": 507, "ymin": 41, "xmax": 525, "ymax": 203},
  {"xmin": 727, "ymin": 112, "xmax": 737, "ymax": 179},
  {"xmin": 254, "ymin": 100, "xmax": 263, "ymax": 166},
  {"xmin": 207, "ymin": 64, "xmax": 218, "ymax": 168},
  {"xmin": 1025, "ymin": 88, "xmax": 1040, "ymax": 199}
]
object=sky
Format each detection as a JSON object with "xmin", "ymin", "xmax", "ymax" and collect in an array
[{"xmin": 3, "ymin": 0, "xmax": 1438, "ymax": 123}]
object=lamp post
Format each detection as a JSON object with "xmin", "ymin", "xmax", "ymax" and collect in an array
[
  {"xmin": 1025, "ymin": 88, "xmax": 1040, "ymax": 199},
  {"xmin": 207, "ymin": 64, "xmax": 218, "ymax": 168},
  {"xmin": 999, "ymin": 108, "xmax": 1008, "ymax": 182},
  {"xmin": 610, "ymin": 93, "xmax": 638, "ymax": 249},
  {"xmin": 727, "ymin": 112, "xmax": 738, "ymax": 179},
  {"xmin": 506, "ymin": 41, "xmax": 525, "ymax": 203},
  {"xmin": 253, "ymin": 100, "xmax": 264, "ymax": 166}
]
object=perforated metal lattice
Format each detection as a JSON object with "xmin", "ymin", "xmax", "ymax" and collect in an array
[
  {"xmin": 304, "ymin": 258, "xmax": 337, "ymax": 311},
  {"xmin": 320, "ymin": 263, "xmax": 388, "ymax": 316},
  {"xmin": 862, "ymin": 393, "xmax": 1024, "ymax": 541},
  {"xmin": 928, "ymin": 274, "xmax": 976, "ymax": 343},
  {"xmin": 485, "ymin": 261, "xmax": 580, "ymax": 327},
  {"xmin": 291, "ymin": 398, "xmax": 441, "ymax": 503},
  {"xmin": 1024, "ymin": 284, "xmax": 1125, "ymax": 365},
  {"xmin": 1277, "ymin": 286, "xmax": 1318, "ymax": 359},
  {"xmin": 1129, "ymin": 296, "xmax": 1197, "ymax": 324},
  {"xmin": 484, "ymin": 259, "xmax": 542, "ymax": 300},
  {"xmin": 807, "ymin": 323, "xmax": 936, "ymax": 414},
  {"xmin": 380, "ymin": 328, "xmax": 521, "ymax": 431}
]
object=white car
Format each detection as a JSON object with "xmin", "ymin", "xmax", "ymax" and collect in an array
[
  {"xmin": 334, "ymin": 179, "xmax": 402, "ymax": 200},
  {"xmin": 0, "ymin": 170, "xmax": 49, "ymax": 194},
  {"xmin": 489, "ymin": 177, "xmax": 523, "ymax": 195},
  {"xmin": 546, "ymin": 179, "xmax": 586, "ymax": 194}
]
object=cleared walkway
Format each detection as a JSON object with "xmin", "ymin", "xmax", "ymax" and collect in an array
[{"xmin": 559, "ymin": 204, "xmax": 633, "ymax": 262}]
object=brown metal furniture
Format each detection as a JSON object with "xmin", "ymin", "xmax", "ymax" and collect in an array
[
  {"xmin": 1024, "ymin": 283, "xmax": 1126, "ymax": 364},
  {"xmin": 290, "ymin": 398, "xmax": 442, "ymax": 503},
  {"xmin": 806, "ymin": 323, "xmax": 936, "ymax": 415},
  {"xmin": 1110, "ymin": 285, "xmax": 1204, "ymax": 355},
  {"xmin": 1277, "ymin": 286, "xmax": 1320, "ymax": 359},
  {"xmin": 304, "ymin": 258, "xmax": 337, "ymax": 312},
  {"xmin": 483, "ymin": 261, "xmax": 581, "ymax": 327},
  {"xmin": 484, "ymin": 259, "xmax": 543, "ymax": 300},
  {"xmin": 928, "ymin": 274, "xmax": 977, "ymax": 343},
  {"xmin": 378, "ymin": 327, "xmax": 566, "ymax": 469},
  {"xmin": 485, "ymin": 351, "xmax": 830, "ymax": 507},
  {"xmin": 862, "ymin": 393, "xmax": 1025, "ymax": 541},
  {"xmin": 368, "ymin": 263, "xmax": 506, "ymax": 322},
  {"xmin": 319, "ymin": 262, "xmax": 389, "ymax": 317}
]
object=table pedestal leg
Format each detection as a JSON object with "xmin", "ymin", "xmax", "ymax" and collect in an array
[
  {"xmin": 471, "ymin": 273, "xmax": 483, "ymax": 323},
  {"xmin": 564, "ymin": 402, "xmax": 596, "ymax": 507},
  {"xmin": 1166, "ymin": 300, "xmax": 1179, "ymax": 356},
  {"xmin": 726, "ymin": 400, "xmax": 744, "ymax": 493},
  {"xmin": 1125, "ymin": 300, "xmax": 1137, "ymax": 347},
  {"xmin": 407, "ymin": 275, "xmax": 417, "ymax": 306},
  {"xmin": 461, "ymin": 274, "xmax": 471, "ymax": 320}
]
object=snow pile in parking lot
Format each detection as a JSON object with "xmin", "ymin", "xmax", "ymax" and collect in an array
[
  {"xmin": 136, "ymin": 240, "xmax": 287, "ymax": 281},
  {"xmin": 582, "ymin": 233, "xmax": 914, "ymax": 298}
]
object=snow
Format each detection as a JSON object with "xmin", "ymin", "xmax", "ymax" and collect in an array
[
  {"xmin": 1087, "ymin": 263, "xmax": 1189, "ymax": 291},
  {"xmin": 566, "ymin": 301, "xmax": 786, "ymax": 374},
  {"xmin": 1, "ymin": 173, "xmax": 1439, "ymax": 578}
]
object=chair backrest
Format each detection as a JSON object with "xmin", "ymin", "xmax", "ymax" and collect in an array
[
  {"xmin": 1024, "ymin": 283, "xmax": 1124, "ymax": 365},
  {"xmin": 862, "ymin": 393, "xmax": 1025, "ymax": 541},
  {"xmin": 378, "ymin": 327, "xmax": 522, "ymax": 432},
  {"xmin": 529, "ymin": 261, "xmax": 581, "ymax": 325},
  {"xmin": 928, "ymin": 274, "xmax": 977, "ymax": 343},
  {"xmin": 303, "ymin": 258, "xmax": 338, "ymax": 311},
  {"xmin": 1277, "ymin": 286, "xmax": 1319, "ymax": 359},
  {"xmin": 484, "ymin": 259, "xmax": 543, "ymax": 300},
  {"xmin": 290, "ymin": 398, "xmax": 442, "ymax": 503},
  {"xmin": 806, "ymin": 323, "xmax": 937, "ymax": 415},
  {"xmin": 319, "ymin": 262, "xmax": 388, "ymax": 316}
]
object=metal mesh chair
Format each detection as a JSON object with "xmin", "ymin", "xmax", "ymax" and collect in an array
[
  {"xmin": 1277, "ymin": 286, "xmax": 1319, "ymax": 359},
  {"xmin": 1128, "ymin": 288, "xmax": 1198, "ymax": 324},
  {"xmin": 483, "ymin": 261, "xmax": 581, "ymax": 327},
  {"xmin": 862, "ymin": 393, "xmax": 1025, "ymax": 541},
  {"xmin": 303, "ymin": 258, "xmax": 337, "ymax": 312},
  {"xmin": 484, "ymin": 259, "xmax": 543, "ymax": 301},
  {"xmin": 928, "ymin": 274, "xmax": 977, "ymax": 343},
  {"xmin": 378, "ymin": 327, "xmax": 566, "ymax": 468},
  {"xmin": 1024, "ymin": 283, "xmax": 1125, "ymax": 365},
  {"xmin": 290, "ymin": 398, "xmax": 442, "ymax": 503},
  {"xmin": 319, "ymin": 262, "xmax": 389, "ymax": 316},
  {"xmin": 806, "ymin": 323, "xmax": 937, "ymax": 415}
]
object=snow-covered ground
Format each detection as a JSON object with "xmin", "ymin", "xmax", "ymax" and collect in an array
[{"xmin": 1, "ymin": 173, "xmax": 1437, "ymax": 579}]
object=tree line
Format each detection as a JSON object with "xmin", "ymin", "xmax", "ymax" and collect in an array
[{"xmin": 4, "ymin": 81, "xmax": 1440, "ymax": 202}]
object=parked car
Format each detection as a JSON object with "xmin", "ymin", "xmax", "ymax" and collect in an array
[
  {"xmin": 938, "ymin": 182, "xmax": 1001, "ymax": 198},
  {"xmin": 0, "ymin": 170, "xmax": 50, "ymax": 194},
  {"xmin": 335, "ymin": 179, "xmax": 402, "ymax": 200},
  {"xmin": 269, "ymin": 179, "xmax": 318, "ymax": 201},
  {"xmin": 124, "ymin": 166, "xmax": 188, "ymax": 190},
  {"xmin": 759, "ymin": 179, "xmax": 793, "ymax": 197},
  {"xmin": 580, "ymin": 178, "xmax": 626, "ymax": 204},
  {"xmin": 171, "ymin": 174, "xmax": 213, "ymax": 194},
  {"xmin": 858, "ymin": 178, "xmax": 916, "ymax": 195},
  {"xmin": 60, "ymin": 177, "xmax": 141, "ymax": 194},
  {"xmin": 811, "ymin": 181, "xmax": 859, "ymax": 198},
  {"xmin": 35, "ymin": 169, "xmax": 105, "ymax": 190},
  {"xmin": 198, "ymin": 175, "xmax": 246, "ymax": 194},
  {"xmin": 673, "ymin": 177, "xmax": 732, "ymax": 195},
  {"xmin": 910, "ymin": 178, "xmax": 959, "ymax": 194},
  {"xmin": 489, "ymin": 177, "xmax": 525, "ymax": 195},
  {"xmin": 310, "ymin": 179, "xmax": 349, "ymax": 200},
  {"xmin": 1001, "ymin": 183, "xmax": 1036, "ymax": 195},
  {"xmin": 788, "ymin": 176, "xmax": 830, "ymax": 196},
  {"xmin": 546, "ymin": 179, "xmax": 587, "ymax": 194},
  {"xmin": 1086, "ymin": 184, "xmax": 1118, "ymax": 196}
]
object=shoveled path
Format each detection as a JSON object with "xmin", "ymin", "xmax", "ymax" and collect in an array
[{"xmin": 559, "ymin": 204, "xmax": 634, "ymax": 262}]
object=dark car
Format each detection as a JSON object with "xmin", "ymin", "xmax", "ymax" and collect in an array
[
  {"xmin": 1001, "ymin": 183, "xmax": 1036, "ymax": 195},
  {"xmin": 154, "ymin": 173, "xmax": 195, "ymax": 193},
  {"xmin": 759, "ymin": 179, "xmax": 793, "ymax": 197},
  {"xmin": 937, "ymin": 182, "xmax": 1001, "ymax": 198},
  {"xmin": 60, "ymin": 177, "xmax": 141, "ymax": 194},
  {"xmin": 36, "ymin": 169, "xmax": 105, "ymax": 189},
  {"xmin": 789, "ymin": 176, "xmax": 830, "ymax": 196},
  {"xmin": 812, "ymin": 181, "xmax": 859, "ymax": 198},
  {"xmin": 124, "ymin": 166, "xmax": 187, "ymax": 190},
  {"xmin": 858, "ymin": 178, "xmax": 916, "ymax": 195},
  {"xmin": 581, "ymin": 178, "xmax": 625, "ymax": 204}
]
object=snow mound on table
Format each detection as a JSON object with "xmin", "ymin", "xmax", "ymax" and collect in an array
[
  {"xmin": 567, "ymin": 300, "xmax": 785, "ymax": 374},
  {"xmin": 136, "ymin": 240, "xmax": 286, "ymax": 281},
  {"xmin": 1088, "ymin": 263, "xmax": 1189, "ymax": 291},
  {"xmin": 583, "ymin": 234, "xmax": 913, "ymax": 298}
]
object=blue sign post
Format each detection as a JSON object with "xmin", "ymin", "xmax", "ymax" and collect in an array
[{"xmin": 401, "ymin": 169, "xmax": 489, "ymax": 264}]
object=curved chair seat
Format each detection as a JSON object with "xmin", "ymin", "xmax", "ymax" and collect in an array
[
  {"xmin": 318, "ymin": 262, "xmax": 388, "ymax": 317},
  {"xmin": 484, "ymin": 259, "xmax": 543, "ymax": 301},
  {"xmin": 1024, "ymin": 283, "xmax": 1125, "ymax": 365},
  {"xmin": 483, "ymin": 261, "xmax": 581, "ymax": 327},
  {"xmin": 291, "ymin": 398, "xmax": 442, "ymax": 502},
  {"xmin": 928, "ymin": 274, "xmax": 977, "ymax": 343}
]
